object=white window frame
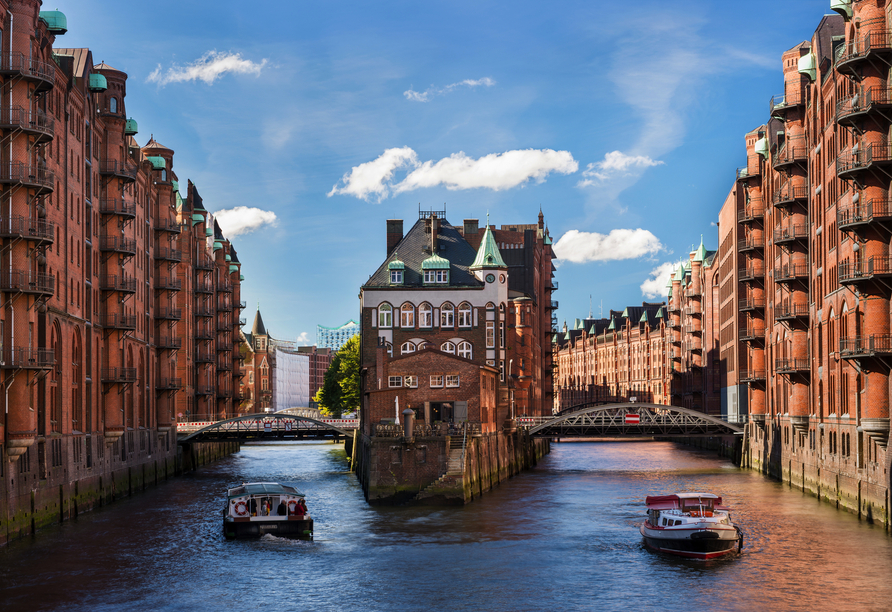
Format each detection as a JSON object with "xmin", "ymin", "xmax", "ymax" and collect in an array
[
  {"xmin": 486, "ymin": 321, "xmax": 495, "ymax": 348},
  {"xmin": 441, "ymin": 303, "xmax": 454, "ymax": 328},
  {"xmin": 430, "ymin": 375, "xmax": 444, "ymax": 388},
  {"xmin": 441, "ymin": 341, "xmax": 456, "ymax": 354},
  {"xmin": 458, "ymin": 303, "xmax": 472, "ymax": 328},
  {"xmin": 419, "ymin": 303, "xmax": 433, "ymax": 328},
  {"xmin": 445, "ymin": 374, "xmax": 459, "ymax": 388},
  {"xmin": 457, "ymin": 341, "xmax": 472, "ymax": 359},
  {"xmin": 379, "ymin": 303, "xmax": 392, "ymax": 328},
  {"xmin": 388, "ymin": 376, "xmax": 402, "ymax": 388},
  {"xmin": 404, "ymin": 375, "xmax": 418, "ymax": 388},
  {"xmin": 390, "ymin": 270, "xmax": 403, "ymax": 284},
  {"xmin": 400, "ymin": 303, "xmax": 415, "ymax": 328},
  {"xmin": 401, "ymin": 342, "xmax": 416, "ymax": 355}
]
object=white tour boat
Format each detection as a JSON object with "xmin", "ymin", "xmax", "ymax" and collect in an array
[
  {"xmin": 223, "ymin": 482, "xmax": 313, "ymax": 539},
  {"xmin": 640, "ymin": 492, "xmax": 742, "ymax": 560}
]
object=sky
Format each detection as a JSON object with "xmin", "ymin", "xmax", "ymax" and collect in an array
[{"xmin": 58, "ymin": 0, "xmax": 831, "ymax": 343}]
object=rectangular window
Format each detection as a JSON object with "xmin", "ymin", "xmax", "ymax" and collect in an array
[
  {"xmin": 430, "ymin": 375, "xmax": 443, "ymax": 388},
  {"xmin": 446, "ymin": 375, "xmax": 459, "ymax": 388},
  {"xmin": 404, "ymin": 375, "xmax": 418, "ymax": 388},
  {"xmin": 424, "ymin": 270, "xmax": 449, "ymax": 284},
  {"xmin": 388, "ymin": 376, "xmax": 402, "ymax": 388},
  {"xmin": 486, "ymin": 322, "xmax": 495, "ymax": 348},
  {"xmin": 390, "ymin": 270, "xmax": 403, "ymax": 284},
  {"xmin": 499, "ymin": 322, "xmax": 505, "ymax": 348}
]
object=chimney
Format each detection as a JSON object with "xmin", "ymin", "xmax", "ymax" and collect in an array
[
  {"xmin": 463, "ymin": 219, "xmax": 479, "ymax": 235},
  {"xmin": 386, "ymin": 219, "xmax": 403, "ymax": 255},
  {"xmin": 430, "ymin": 213, "xmax": 438, "ymax": 254}
]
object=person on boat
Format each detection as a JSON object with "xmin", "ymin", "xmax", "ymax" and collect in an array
[
  {"xmin": 296, "ymin": 498, "xmax": 307, "ymax": 516},
  {"xmin": 277, "ymin": 500, "xmax": 287, "ymax": 516},
  {"xmin": 249, "ymin": 498, "xmax": 258, "ymax": 516}
]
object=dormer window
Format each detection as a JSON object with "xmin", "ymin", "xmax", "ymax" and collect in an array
[
  {"xmin": 424, "ymin": 269, "xmax": 448, "ymax": 284},
  {"xmin": 388, "ymin": 257, "xmax": 405, "ymax": 285}
]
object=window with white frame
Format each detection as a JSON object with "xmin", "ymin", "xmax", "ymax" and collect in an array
[
  {"xmin": 405, "ymin": 375, "xmax": 418, "ymax": 388},
  {"xmin": 486, "ymin": 321, "xmax": 495, "ymax": 348},
  {"xmin": 379, "ymin": 303, "xmax": 392, "ymax": 328},
  {"xmin": 430, "ymin": 375, "xmax": 443, "ymax": 388},
  {"xmin": 401, "ymin": 341, "xmax": 416, "ymax": 355},
  {"xmin": 419, "ymin": 303, "xmax": 433, "ymax": 328},
  {"xmin": 458, "ymin": 302, "xmax": 472, "ymax": 327},
  {"xmin": 390, "ymin": 269, "xmax": 403, "ymax": 284},
  {"xmin": 441, "ymin": 341, "xmax": 456, "ymax": 354},
  {"xmin": 389, "ymin": 376, "xmax": 402, "ymax": 388},
  {"xmin": 499, "ymin": 322, "xmax": 505, "ymax": 348},
  {"xmin": 441, "ymin": 303, "xmax": 454, "ymax": 328},
  {"xmin": 445, "ymin": 374, "xmax": 459, "ymax": 388},
  {"xmin": 400, "ymin": 303, "xmax": 415, "ymax": 328},
  {"xmin": 386, "ymin": 342, "xmax": 393, "ymax": 356},
  {"xmin": 424, "ymin": 269, "xmax": 448, "ymax": 284},
  {"xmin": 457, "ymin": 341, "xmax": 472, "ymax": 359}
]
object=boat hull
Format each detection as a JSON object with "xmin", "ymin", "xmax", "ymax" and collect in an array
[
  {"xmin": 640, "ymin": 526, "xmax": 739, "ymax": 560},
  {"xmin": 224, "ymin": 517, "xmax": 314, "ymax": 540}
]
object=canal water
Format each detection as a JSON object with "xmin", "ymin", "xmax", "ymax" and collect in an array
[{"xmin": 2, "ymin": 441, "xmax": 891, "ymax": 612}]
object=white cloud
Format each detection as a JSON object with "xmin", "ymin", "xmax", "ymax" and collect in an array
[
  {"xmin": 296, "ymin": 332, "xmax": 311, "ymax": 345},
  {"xmin": 147, "ymin": 51, "xmax": 268, "ymax": 86},
  {"xmin": 553, "ymin": 228, "xmax": 663, "ymax": 264},
  {"xmin": 640, "ymin": 261, "xmax": 679, "ymax": 299},
  {"xmin": 404, "ymin": 77, "xmax": 495, "ymax": 102},
  {"xmin": 578, "ymin": 151, "xmax": 664, "ymax": 186},
  {"xmin": 328, "ymin": 147, "xmax": 577, "ymax": 201},
  {"xmin": 213, "ymin": 206, "xmax": 278, "ymax": 237}
]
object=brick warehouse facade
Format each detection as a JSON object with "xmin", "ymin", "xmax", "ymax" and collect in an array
[
  {"xmin": 0, "ymin": 3, "xmax": 245, "ymax": 543},
  {"xmin": 355, "ymin": 210, "xmax": 553, "ymax": 504}
]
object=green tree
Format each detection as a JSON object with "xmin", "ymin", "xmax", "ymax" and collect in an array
[
  {"xmin": 314, "ymin": 351, "xmax": 343, "ymax": 417},
  {"xmin": 314, "ymin": 335, "xmax": 361, "ymax": 417}
]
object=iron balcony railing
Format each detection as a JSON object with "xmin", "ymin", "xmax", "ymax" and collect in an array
[
  {"xmin": 836, "ymin": 87, "xmax": 892, "ymax": 123},
  {"xmin": 769, "ymin": 87, "xmax": 803, "ymax": 115},
  {"xmin": 775, "ymin": 359, "xmax": 809, "ymax": 374},
  {"xmin": 157, "ymin": 377, "xmax": 182, "ymax": 390},
  {"xmin": 196, "ymin": 329, "xmax": 214, "ymax": 340},
  {"xmin": 196, "ymin": 385, "xmax": 215, "ymax": 395},
  {"xmin": 0, "ymin": 270, "xmax": 54, "ymax": 295},
  {"xmin": 0, "ymin": 216, "xmax": 54, "ymax": 242},
  {"xmin": 216, "ymin": 359, "xmax": 233, "ymax": 371},
  {"xmin": 217, "ymin": 301, "xmax": 233, "ymax": 312},
  {"xmin": 156, "ymin": 336, "xmax": 182, "ymax": 349},
  {"xmin": 838, "ymin": 256, "xmax": 892, "ymax": 283},
  {"xmin": 238, "ymin": 300, "xmax": 247, "ymax": 309},
  {"xmin": 684, "ymin": 302, "xmax": 701, "ymax": 315},
  {"xmin": 774, "ymin": 263, "xmax": 809, "ymax": 282},
  {"xmin": 155, "ymin": 277, "xmax": 183, "ymax": 291},
  {"xmin": 0, "ymin": 53, "xmax": 55, "ymax": 88},
  {"xmin": 738, "ymin": 201, "xmax": 765, "ymax": 223},
  {"xmin": 738, "ymin": 297, "xmax": 766, "ymax": 311},
  {"xmin": 98, "ymin": 159, "xmax": 138, "ymax": 181},
  {"xmin": 100, "ymin": 275, "xmax": 137, "ymax": 293},
  {"xmin": 98, "ymin": 313, "xmax": 137, "ymax": 329},
  {"xmin": 773, "ymin": 224, "xmax": 809, "ymax": 244},
  {"xmin": 773, "ymin": 182, "xmax": 808, "ymax": 207},
  {"xmin": 739, "ymin": 370, "xmax": 766, "ymax": 383},
  {"xmin": 839, "ymin": 335, "xmax": 892, "ymax": 357},
  {"xmin": 837, "ymin": 143, "xmax": 892, "ymax": 178},
  {"xmin": 99, "ymin": 235, "xmax": 137, "ymax": 255},
  {"xmin": 775, "ymin": 301, "xmax": 809, "ymax": 320},
  {"xmin": 738, "ymin": 266, "xmax": 765, "ymax": 280},
  {"xmin": 837, "ymin": 197, "xmax": 892, "ymax": 230},
  {"xmin": 155, "ymin": 307, "xmax": 183, "ymax": 320},
  {"xmin": 101, "ymin": 367, "xmax": 138, "ymax": 383},
  {"xmin": 0, "ymin": 161, "xmax": 54, "ymax": 190},
  {"xmin": 194, "ymin": 281, "xmax": 214, "ymax": 293},
  {"xmin": 547, "ymin": 300, "xmax": 559, "ymax": 310},
  {"xmin": 216, "ymin": 321, "xmax": 232, "ymax": 332},
  {"xmin": 0, "ymin": 347, "xmax": 54, "ymax": 369},
  {"xmin": 738, "ymin": 236, "xmax": 764, "ymax": 251},
  {"xmin": 736, "ymin": 154, "xmax": 762, "ymax": 180},
  {"xmin": 836, "ymin": 29, "xmax": 892, "ymax": 72},
  {"xmin": 217, "ymin": 281, "xmax": 233, "ymax": 293},
  {"xmin": 154, "ymin": 219, "xmax": 182, "ymax": 233},
  {"xmin": 216, "ymin": 342, "xmax": 232, "ymax": 352},
  {"xmin": 195, "ymin": 258, "xmax": 214, "ymax": 270},
  {"xmin": 195, "ymin": 351, "xmax": 214, "ymax": 363},
  {"xmin": 194, "ymin": 306, "xmax": 215, "ymax": 318},
  {"xmin": 0, "ymin": 105, "xmax": 54, "ymax": 139},
  {"xmin": 154, "ymin": 246, "xmax": 182, "ymax": 262},
  {"xmin": 739, "ymin": 327, "xmax": 765, "ymax": 341},
  {"xmin": 773, "ymin": 137, "xmax": 808, "ymax": 168},
  {"xmin": 99, "ymin": 198, "xmax": 136, "ymax": 218}
]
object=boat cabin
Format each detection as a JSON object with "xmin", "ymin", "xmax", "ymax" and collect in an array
[
  {"xmin": 226, "ymin": 482, "xmax": 308, "ymax": 519},
  {"xmin": 645, "ymin": 493, "xmax": 727, "ymax": 526}
]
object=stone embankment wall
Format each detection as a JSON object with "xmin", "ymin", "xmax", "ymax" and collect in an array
[
  {"xmin": 354, "ymin": 429, "xmax": 549, "ymax": 505},
  {"xmin": 0, "ymin": 440, "xmax": 239, "ymax": 545}
]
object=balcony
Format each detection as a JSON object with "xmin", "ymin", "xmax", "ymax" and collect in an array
[
  {"xmin": 775, "ymin": 359, "xmax": 809, "ymax": 374},
  {"xmin": 837, "ymin": 197, "xmax": 892, "ymax": 231},
  {"xmin": 194, "ymin": 281, "xmax": 214, "ymax": 293},
  {"xmin": 773, "ymin": 224, "xmax": 808, "ymax": 245},
  {"xmin": 838, "ymin": 256, "xmax": 892, "ymax": 286},
  {"xmin": 196, "ymin": 328, "xmax": 214, "ymax": 341},
  {"xmin": 0, "ymin": 270, "xmax": 54, "ymax": 296},
  {"xmin": 238, "ymin": 300, "xmax": 247, "ymax": 310},
  {"xmin": 216, "ymin": 359, "xmax": 233, "ymax": 371},
  {"xmin": 98, "ymin": 159, "xmax": 137, "ymax": 182},
  {"xmin": 156, "ymin": 336, "xmax": 182, "ymax": 350},
  {"xmin": 773, "ymin": 182, "xmax": 809, "ymax": 208},
  {"xmin": 775, "ymin": 301, "xmax": 809, "ymax": 322},
  {"xmin": 683, "ymin": 302, "xmax": 701, "ymax": 315},
  {"xmin": 216, "ymin": 341, "xmax": 232, "ymax": 352},
  {"xmin": 195, "ymin": 258, "xmax": 214, "ymax": 270},
  {"xmin": 740, "ymin": 370, "xmax": 766, "ymax": 383},
  {"xmin": 0, "ymin": 216, "xmax": 54, "ymax": 244},
  {"xmin": 238, "ymin": 317, "xmax": 247, "ymax": 326},
  {"xmin": 154, "ymin": 277, "xmax": 183, "ymax": 291},
  {"xmin": 736, "ymin": 154, "xmax": 762, "ymax": 181},
  {"xmin": 100, "ymin": 275, "xmax": 137, "ymax": 294},
  {"xmin": 99, "ymin": 198, "xmax": 136, "ymax": 219},
  {"xmin": 686, "ymin": 338, "xmax": 703, "ymax": 352},
  {"xmin": 739, "ymin": 327, "xmax": 765, "ymax": 342},
  {"xmin": 0, "ymin": 53, "xmax": 55, "ymax": 91},
  {"xmin": 194, "ymin": 306, "xmax": 215, "ymax": 318},
  {"xmin": 0, "ymin": 347, "xmax": 54, "ymax": 370},
  {"xmin": 99, "ymin": 235, "xmax": 137, "ymax": 256},
  {"xmin": 836, "ymin": 30, "xmax": 892, "ymax": 77},
  {"xmin": 839, "ymin": 335, "xmax": 892, "ymax": 359},
  {"xmin": 837, "ymin": 143, "xmax": 892, "ymax": 181},
  {"xmin": 837, "ymin": 87, "xmax": 892, "ymax": 127},
  {"xmin": 101, "ymin": 367, "xmax": 138, "ymax": 383},
  {"xmin": 546, "ymin": 281, "xmax": 559, "ymax": 291},
  {"xmin": 739, "ymin": 266, "xmax": 765, "ymax": 281},
  {"xmin": 0, "ymin": 161, "xmax": 54, "ymax": 191},
  {"xmin": 217, "ymin": 281, "xmax": 233, "ymax": 293},
  {"xmin": 546, "ymin": 300, "xmax": 559, "ymax": 310},
  {"xmin": 738, "ymin": 297, "xmax": 766, "ymax": 311},
  {"xmin": 738, "ymin": 236, "xmax": 764, "ymax": 252},
  {"xmin": 98, "ymin": 313, "xmax": 137, "ymax": 330},
  {"xmin": 154, "ymin": 219, "xmax": 182, "ymax": 234},
  {"xmin": 685, "ymin": 286, "xmax": 701, "ymax": 297},
  {"xmin": 0, "ymin": 106, "xmax": 54, "ymax": 141},
  {"xmin": 155, "ymin": 307, "xmax": 182, "ymax": 321},
  {"xmin": 157, "ymin": 377, "xmax": 182, "ymax": 391},
  {"xmin": 196, "ymin": 385, "xmax": 215, "ymax": 395},
  {"xmin": 195, "ymin": 351, "xmax": 214, "ymax": 363},
  {"xmin": 738, "ymin": 201, "xmax": 765, "ymax": 223},
  {"xmin": 773, "ymin": 137, "xmax": 808, "ymax": 170},
  {"xmin": 217, "ymin": 301, "xmax": 233, "ymax": 312},
  {"xmin": 217, "ymin": 388, "xmax": 233, "ymax": 398},
  {"xmin": 216, "ymin": 321, "xmax": 233, "ymax": 332},
  {"xmin": 154, "ymin": 246, "xmax": 182, "ymax": 262},
  {"xmin": 769, "ymin": 87, "xmax": 804, "ymax": 119},
  {"xmin": 774, "ymin": 263, "xmax": 809, "ymax": 284}
]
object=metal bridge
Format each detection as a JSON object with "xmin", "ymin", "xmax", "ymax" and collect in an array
[
  {"xmin": 517, "ymin": 403, "xmax": 744, "ymax": 438},
  {"xmin": 177, "ymin": 413, "xmax": 357, "ymax": 443}
]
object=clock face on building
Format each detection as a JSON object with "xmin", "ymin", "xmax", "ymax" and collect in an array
[
  {"xmin": 499, "ymin": 274, "xmax": 506, "ymax": 284},
  {"xmin": 486, "ymin": 273, "xmax": 495, "ymax": 283}
]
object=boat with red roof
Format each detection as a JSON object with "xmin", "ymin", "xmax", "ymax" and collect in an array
[{"xmin": 640, "ymin": 492, "xmax": 742, "ymax": 560}]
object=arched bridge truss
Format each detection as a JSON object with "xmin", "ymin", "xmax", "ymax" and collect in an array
[
  {"xmin": 522, "ymin": 403, "xmax": 744, "ymax": 438},
  {"xmin": 178, "ymin": 413, "xmax": 356, "ymax": 443}
]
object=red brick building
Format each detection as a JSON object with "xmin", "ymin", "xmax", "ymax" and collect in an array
[{"xmin": 0, "ymin": 3, "xmax": 245, "ymax": 542}]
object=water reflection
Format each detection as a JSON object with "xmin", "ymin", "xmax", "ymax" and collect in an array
[{"xmin": 0, "ymin": 441, "xmax": 890, "ymax": 612}]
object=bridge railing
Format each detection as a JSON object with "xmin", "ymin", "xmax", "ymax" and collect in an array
[
  {"xmin": 375, "ymin": 420, "xmax": 482, "ymax": 438},
  {"xmin": 177, "ymin": 417, "xmax": 359, "ymax": 434}
]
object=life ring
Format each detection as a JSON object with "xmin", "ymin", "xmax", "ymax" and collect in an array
[
  {"xmin": 689, "ymin": 510, "xmax": 700, "ymax": 517},
  {"xmin": 234, "ymin": 501, "xmax": 248, "ymax": 516},
  {"xmin": 287, "ymin": 500, "xmax": 299, "ymax": 513}
]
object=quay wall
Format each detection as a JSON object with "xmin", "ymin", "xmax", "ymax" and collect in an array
[
  {"xmin": 354, "ymin": 429, "xmax": 549, "ymax": 505},
  {"xmin": 0, "ymin": 436, "xmax": 239, "ymax": 546}
]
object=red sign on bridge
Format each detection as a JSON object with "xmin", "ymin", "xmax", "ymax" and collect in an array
[{"xmin": 624, "ymin": 414, "xmax": 640, "ymax": 424}]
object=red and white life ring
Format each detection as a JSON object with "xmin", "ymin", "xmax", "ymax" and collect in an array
[
  {"xmin": 287, "ymin": 500, "xmax": 298, "ymax": 513},
  {"xmin": 233, "ymin": 501, "xmax": 248, "ymax": 516}
]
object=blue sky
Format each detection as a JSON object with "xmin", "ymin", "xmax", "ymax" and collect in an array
[{"xmin": 60, "ymin": 0, "xmax": 828, "ymax": 342}]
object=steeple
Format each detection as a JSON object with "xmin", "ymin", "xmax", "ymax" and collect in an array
[
  {"xmin": 470, "ymin": 213, "xmax": 506, "ymax": 270},
  {"xmin": 252, "ymin": 308, "xmax": 267, "ymax": 337}
]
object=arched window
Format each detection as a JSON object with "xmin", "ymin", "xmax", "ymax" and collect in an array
[
  {"xmin": 109, "ymin": 97, "xmax": 117, "ymax": 113},
  {"xmin": 441, "ymin": 303, "xmax": 454, "ymax": 328},
  {"xmin": 401, "ymin": 341, "xmax": 416, "ymax": 355},
  {"xmin": 161, "ymin": 169, "xmax": 168, "ymax": 182},
  {"xmin": 378, "ymin": 303, "xmax": 392, "ymax": 328},
  {"xmin": 400, "ymin": 303, "xmax": 415, "ymax": 328},
  {"xmin": 458, "ymin": 341, "xmax": 472, "ymax": 359},
  {"xmin": 419, "ymin": 303, "xmax": 433, "ymax": 328},
  {"xmin": 441, "ymin": 341, "xmax": 456, "ymax": 354},
  {"xmin": 458, "ymin": 302, "xmax": 472, "ymax": 328}
]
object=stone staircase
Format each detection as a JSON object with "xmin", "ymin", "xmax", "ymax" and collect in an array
[{"xmin": 412, "ymin": 436, "xmax": 467, "ymax": 502}]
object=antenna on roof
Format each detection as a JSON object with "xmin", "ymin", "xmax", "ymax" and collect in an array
[{"xmin": 589, "ymin": 295, "xmax": 592, "ymax": 318}]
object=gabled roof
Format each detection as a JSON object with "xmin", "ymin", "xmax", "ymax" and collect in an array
[
  {"xmin": 470, "ymin": 223, "xmax": 506, "ymax": 269},
  {"xmin": 364, "ymin": 217, "xmax": 483, "ymax": 288},
  {"xmin": 143, "ymin": 136, "xmax": 173, "ymax": 153}
]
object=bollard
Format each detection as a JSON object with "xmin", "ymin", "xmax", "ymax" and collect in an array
[{"xmin": 402, "ymin": 408, "xmax": 415, "ymax": 442}]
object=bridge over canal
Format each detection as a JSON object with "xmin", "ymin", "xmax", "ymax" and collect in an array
[{"xmin": 177, "ymin": 413, "xmax": 357, "ymax": 443}]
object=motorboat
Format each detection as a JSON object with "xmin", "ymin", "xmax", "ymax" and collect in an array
[
  {"xmin": 223, "ymin": 482, "xmax": 313, "ymax": 539},
  {"xmin": 640, "ymin": 492, "xmax": 742, "ymax": 560}
]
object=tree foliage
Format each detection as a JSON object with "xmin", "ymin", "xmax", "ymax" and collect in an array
[{"xmin": 314, "ymin": 335, "xmax": 360, "ymax": 417}]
